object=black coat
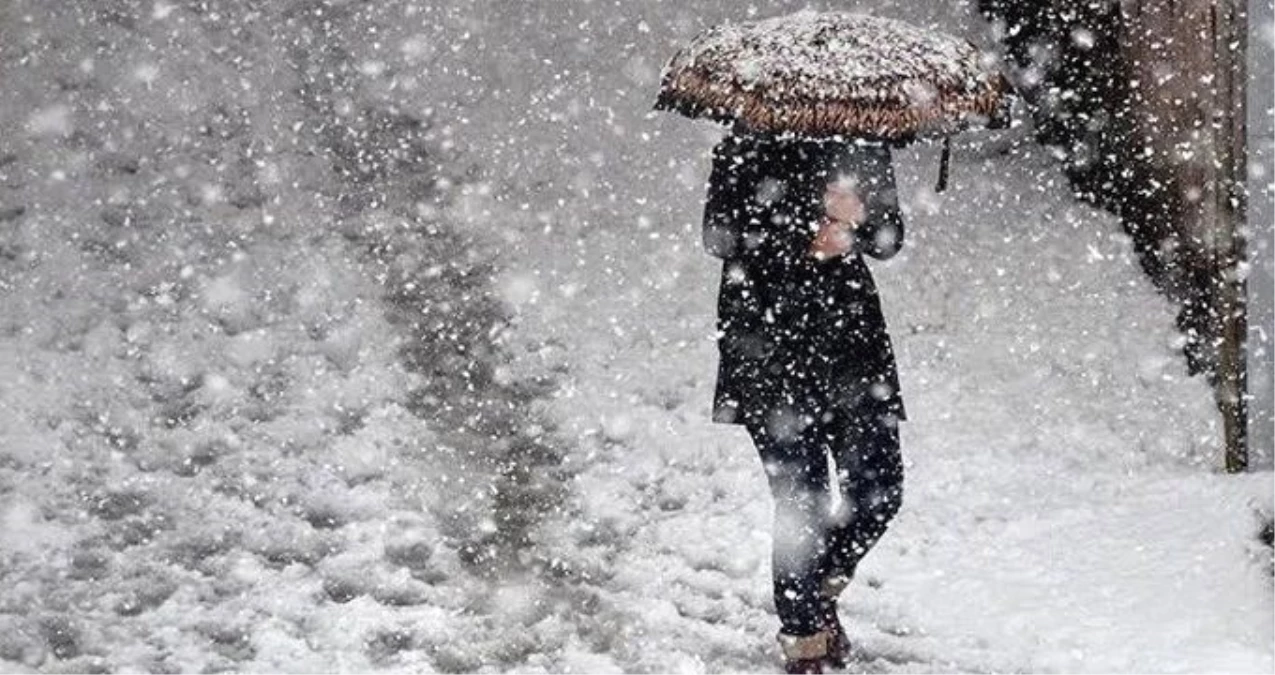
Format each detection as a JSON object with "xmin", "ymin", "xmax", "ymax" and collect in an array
[{"xmin": 703, "ymin": 133, "xmax": 907, "ymax": 428}]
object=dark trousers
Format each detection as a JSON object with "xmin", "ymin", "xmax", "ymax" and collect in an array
[{"xmin": 744, "ymin": 408, "xmax": 904, "ymax": 636}]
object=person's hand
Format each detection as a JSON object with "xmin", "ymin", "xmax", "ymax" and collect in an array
[
  {"xmin": 808, "ymin": 185, "xmax": 864, "ymax": 261},
  {"xmin": 809, "ymin": 217, "xmax": 855, "ymax": 261},
  {"xmin": 824, "ymin": 183, "xmax": 865, "ymax": 225}
]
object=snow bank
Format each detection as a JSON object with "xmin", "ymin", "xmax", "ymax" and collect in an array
[{"xmin": 0, "ymin": 1, "xmax": 567, "ymax": 671}]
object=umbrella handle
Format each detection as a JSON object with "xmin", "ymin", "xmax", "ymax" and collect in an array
[{"xmin": 935, "ymin": 136, "xmax": 951, "ymax": 193}]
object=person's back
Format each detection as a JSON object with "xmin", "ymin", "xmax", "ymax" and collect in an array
[{"xmin": 702, "ymin": 132, "xmax": 906, "ymax": 428}]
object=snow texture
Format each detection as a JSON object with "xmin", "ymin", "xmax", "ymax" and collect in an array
[
  {"xmin": 0, "ymin": 0, "xmax": 1269, "ymax": 673},
  {"xmin": 656, "ymin": 10, "xmax": 1010, "ymax": 140},
  {"xmin": 670, "ymin": 11, "xmax": 992, "ymax": 101}
]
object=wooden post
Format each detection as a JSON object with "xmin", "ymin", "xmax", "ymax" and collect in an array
[
  {"xmin": 979, "ymin": 0, "xmax": 1253, "ymax": 469},
  {"xmin": 1213, "ymin": 0, "xmax": 1249, "ymax": 472},
  {"xmin": 1123, "ymin": 0, "xmax": 1250, "ymax": 471}
]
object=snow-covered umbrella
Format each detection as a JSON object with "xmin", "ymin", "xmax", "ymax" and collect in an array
[
  {"xmin": 656, "ymin": 11, "xmax": 1011, "ymax": 140},
  {"xmin": 654, "ymin": 11, "xmax": 1013, "ymax": 187}
]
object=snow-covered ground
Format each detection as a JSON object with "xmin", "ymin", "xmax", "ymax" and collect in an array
[
  {"xmin": 507, "ymin": 139, "xmax": 1274, "ymax": 672},
  {"xmin": 0, "ymin": 0, "xmax": 1270, "ymax": 673}
]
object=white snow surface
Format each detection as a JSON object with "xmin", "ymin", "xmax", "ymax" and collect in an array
[{"xmin": 0, "ymin": 0, "xmax": 1270, "ymax": 673}]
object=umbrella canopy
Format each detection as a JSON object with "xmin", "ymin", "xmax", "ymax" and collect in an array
[{"xmin": 654, "ymin": 11, "xmax": 1012, "ymax": 141}]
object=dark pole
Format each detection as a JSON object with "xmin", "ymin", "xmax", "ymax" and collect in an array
[{"xmin": 1214, "ymin": 0, "xmax": 1248, "ymax": 472}]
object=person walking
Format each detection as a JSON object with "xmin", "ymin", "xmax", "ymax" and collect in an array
[{"xmin": 702, "ymin": 129, "xmax": 907, "ymax": 674}]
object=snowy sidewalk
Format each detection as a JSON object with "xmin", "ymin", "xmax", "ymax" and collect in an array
[{"xmin": 506, "ymin": 142, "xmax": 1274, "ymax": 673}]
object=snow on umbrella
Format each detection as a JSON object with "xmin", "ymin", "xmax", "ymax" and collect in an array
[{"xmin": 654, "ymin": 11, "xmax": 1012, "ymax": 143}]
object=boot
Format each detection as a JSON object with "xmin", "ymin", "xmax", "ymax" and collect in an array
[
  {"xmin": 819, "ymin": 577, "xmax": 852, "ymax": 669},
  {"xmin": 777, "ymin": 630, "xmax": 828, "ymax": 674},
  {"xmin": 819, "ymin": 596, "xmax": 852, "ymax": 669}
]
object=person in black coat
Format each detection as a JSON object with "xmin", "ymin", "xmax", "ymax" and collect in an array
[{"xmin": 702, "ymin": 130, "xmax": 906, "ymax": 673}]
